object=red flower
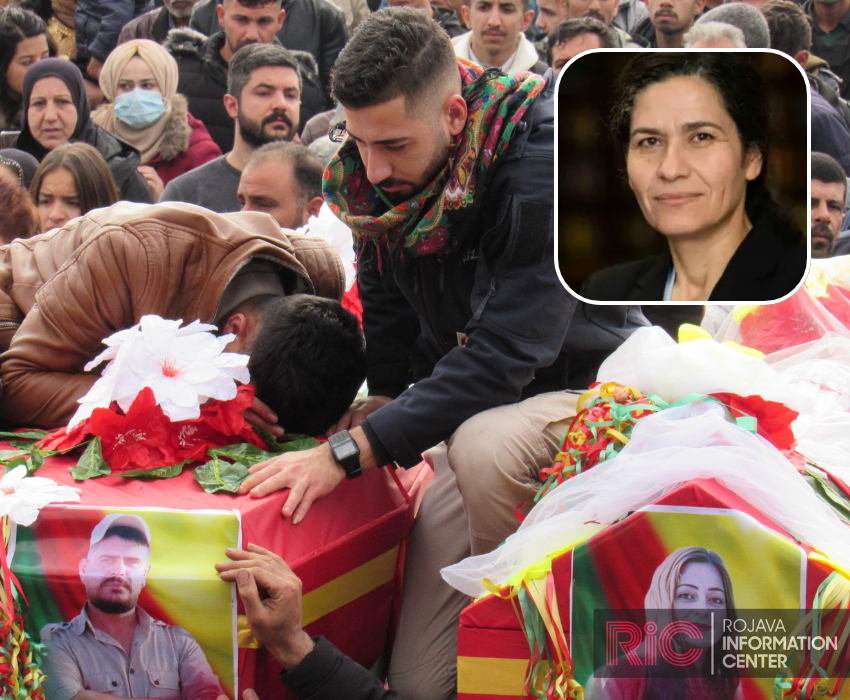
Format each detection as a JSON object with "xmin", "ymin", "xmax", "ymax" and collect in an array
[
  {"xmin": 37, "ymin": 418, "xmax": 94, "ymax": 452},
  {"xmin": 90, "ymin": 388, "xmax": 176, "ymax": 472},
  {"xmin": 170, "ymin": 384, "xmax": 265, "ymax": 462},
  {"xmin": 709, "ymin": 392, "xmax": 799, "ymax": 452}
]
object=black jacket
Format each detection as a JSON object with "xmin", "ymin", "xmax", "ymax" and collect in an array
[
  {"xmin": 357, "ymin": 69, "xmax": 647, "ymax": 468},
  {"xmin": 281, "ymin": 637, "xmax": 402, "ymax": 700},
  {"xmin": 88, "ymin": 127, "xmax": 154, "ymax": 203},
  {"xmin": 581, "ymin": 215, "xmax": 807, "ymax": 303},
  {"xmin": 189, "ymin": 0, "xmax": 347, "ymax": 107},
  {"xmin": 434, "ymin": 6, "xmax": 466, "ymax": 38},
  {"xmin": 164, "ymin": 29, "xmax": 326, "ymax": 153},
  {"xmin": 75, "ymin": 0, "xmax": 154, "ymax": 62}
]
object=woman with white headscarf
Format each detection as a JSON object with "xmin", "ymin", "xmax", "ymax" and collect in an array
[{"xmin": 93, "ymin": 38, "xmax": 220, "ymax": 200}]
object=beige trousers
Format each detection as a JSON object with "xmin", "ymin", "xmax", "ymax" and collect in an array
[{"xmin": 387, "ymin": 390, "xmax": 580, "ymax": 700}]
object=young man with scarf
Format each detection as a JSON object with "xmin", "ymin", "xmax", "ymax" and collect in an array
[{"xmin": 238, "ymin": 8, "xmax": 644, "ymax": 698}]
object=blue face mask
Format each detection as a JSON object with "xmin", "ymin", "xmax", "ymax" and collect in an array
[{"xmin": 114, "ymin": 89, "xmax": 166, "ymax": 129}]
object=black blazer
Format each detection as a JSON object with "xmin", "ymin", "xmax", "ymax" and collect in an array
[{"xmin": 581, "ymin": 215, "xmax": 807, "ymax": 303}]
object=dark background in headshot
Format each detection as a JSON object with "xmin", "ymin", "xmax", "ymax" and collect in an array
[{"xmin": 556, "ymin": 51, "xmax": 808, "ymax": 297}]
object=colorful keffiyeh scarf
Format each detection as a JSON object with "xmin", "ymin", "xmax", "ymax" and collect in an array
[{"xmin": 323, "ymin": 58, "xmax": 545, "ymax": 258}]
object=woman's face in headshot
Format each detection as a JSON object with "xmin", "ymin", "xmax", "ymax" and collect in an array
[
  {"xmin": 626, "ymin": 75, "xmax": 763, "ymax": 241},
  {"xmin": 673, "ymin": 560, "xmax": 727, "ymax": 648},
  {"xmin": 36, "ymin": 166, "xmax": 81, "ymax": 232},
  {"xmin": 28, "ymin": 76, "xmax": 78, "ymax": 151}
]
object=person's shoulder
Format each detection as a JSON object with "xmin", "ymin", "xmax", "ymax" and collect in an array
[
  {"xmin": 40, "ymin": 616, "xmax": 82, "ymax": 643},
  {"xmin": 164, "ymin": 155, "xmax": 225, "ymax": 191},
  {"xmin": 582, "ymin": 257, "xmax": 666, "ymax": 302},
  {"xmin": 89, "ymin": 127, "xmax": 141, "ymax": 163}
]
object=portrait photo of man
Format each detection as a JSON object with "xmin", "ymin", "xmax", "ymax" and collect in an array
[{"xmin": 40, "ymin": 513, "xmax": 225, "ymax": 700}]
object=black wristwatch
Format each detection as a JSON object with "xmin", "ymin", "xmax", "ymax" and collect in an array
[{"xmin": 328, "ymin": 430, "xmax": 363, "ymax": 479}]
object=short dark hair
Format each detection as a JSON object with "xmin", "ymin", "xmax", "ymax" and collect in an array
[
  {"xmin": 246, "ymin": 141, "xmax": 324, "ymax": 209},
  {"xmin": 547, "ymin": 18, "xmax": 616, "ymax": 64},
  {"xmin": 611, "ymin": 53, "xmax": 782, "ymax": 226},
  {"xmin": 248, "ymin": 295, "xmax": 366, "ymax": 436},
  {"xmin": 31, "ymin": 143, "xmax": 119, "ymax": 219},
  {"xmin": 102, "ymin": 525, "xmax": 150, "ymax": 548},
  {"xmin": 761, "ymin": 0, "xmax": 812, "ymax": 56},
  {"xmin": 0, "ymin": 7, "xmax": 55, "ymax": 124},
  {"xmin": 331, "ymin": 7, "xmax": 461, "ymax": 112},
  {"xmin": 227, "ymin": 43, "xmax": 301, "ymax": 100},
  {"xmin": 812, "ymin": 152, "xmax": 847, "ymax": 188}
]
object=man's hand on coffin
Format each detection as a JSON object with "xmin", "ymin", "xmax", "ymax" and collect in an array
[
  {"xmin": 216, "ymin": 544, "xmax": 315, "ymax": 670},
  {"xmin": 243, "ymin": 396, "xmax": 285, "ymax": 438},
  {"xmin": 325, "ymin": 395, "xmax": 393, "ymax": 435}
]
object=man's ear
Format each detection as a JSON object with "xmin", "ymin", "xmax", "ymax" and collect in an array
[
  {"xmin": 445, "ymin": 93, "xmax": 468, "ymax": 137},
  {"xmin": 521, "ymin": 8, "xmax": 535, "ymax": 31},
  {"xmin": 79, "ymin": 558, "xmax": 88, "ymax": 578},
  {"xmin": 217, "ymin": 2, "xmax": 226, "ymax": 28},
  {"xmin": 460, "ymin": 3, "xmax": 472, "ymax": 26},
  {"xmin": 222, "ymin": 312, "xmax": 253, "ymax": 351},
  {"xmin": 303, "ymin": 196, "xmax": 323, "ymax": 224},
  {"xmin": 794, "ymin": 49, "xmax": 810, "ymax": 73},
  {"xmin": 277, "ymin": 8, "xmax": 286, "ymax": 30},
  {"xmin": 224, "ymin": 93, "xmax": 239, "ymax": 120}
]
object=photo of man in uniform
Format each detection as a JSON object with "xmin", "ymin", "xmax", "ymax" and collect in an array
[{"xmin": 41, "ymin": 513, "xmax": 225, "ymax": 700}]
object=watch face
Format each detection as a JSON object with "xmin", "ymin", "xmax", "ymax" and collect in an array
[{"xmin": 330, "ymin": 432, "xmax": 359, "ymax": 463}]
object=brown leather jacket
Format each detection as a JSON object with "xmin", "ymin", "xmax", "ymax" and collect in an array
[{"xmin": 0, "ymin": 202, "xmax": 345, "ymax": 428}]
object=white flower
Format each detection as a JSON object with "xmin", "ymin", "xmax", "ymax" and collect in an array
[
  {"xmin": 69, "ymin": 315, "xmax": 250, "ymax": 428},
  {"xmin": 0, "ymin": 467, "xmax": 81, "ymax": 526}
]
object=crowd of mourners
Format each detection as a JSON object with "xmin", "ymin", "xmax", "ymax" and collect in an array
[
  {"xmin": 0, "ymin": 0, "xmax": 848, "ymax": 248},
  {"xmin": 0, "ymin": 0, "xmax": 849, "ymax": 699}
]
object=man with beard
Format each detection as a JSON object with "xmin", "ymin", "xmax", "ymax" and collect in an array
[
  {"xmin": 161, "ymin": 43, "xmax": 300, "ymax": 212},
  {"xmin": 811, "ymin": 152, "xmax": 847, "ymax": 257},
  {"xmin": 41, "ymin": 514, "xmax": 224, "ymax": 700},
  {"xmin": 165, "ymin": 0, "xmax": 324, "ymax": 152},
  {"xmin": 238, "ymin": 9, "xmax": 645, "ymax": 698},
  {"xmin": 633, "ymin": 0, "xmax": 704, "ymax": 46}
]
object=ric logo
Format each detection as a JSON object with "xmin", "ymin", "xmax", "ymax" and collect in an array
[{"xmin": 607, "ymin": 621, "xmax": 704, "ymax": 667}]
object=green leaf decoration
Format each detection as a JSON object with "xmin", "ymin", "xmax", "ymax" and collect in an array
[
  {"xmin": 121, "ymin": 462, "xmax": 188, "ymax": 479},
  {"xmin": 278, "ymin": 434, "xmax": 321, "ymax": 453},
  {"xmin": 27, "ymin": 444, "xmax": 46, "ymax": 475},
  {"xmin": 2, "ymin": 457, "xmax": 28, "ymax": 475},
  {"xmin": 252, "ymin": 425, "xmax": 284, "ymax": 453},
  {"xmin": 0, "ymin": 430, "xmax": 49, "ymax": 441},
  {"xmin": 207, "ymin": 443, "xmax": 276, "ymax": 464},
  {"xmin": 69, "ymin": 438, "xmax": 111, "ymax": 480},
  {"xmin": 194, "ymin": 455, "xmax": 251, "ymax": 493},
  {"xmin": 0, "ymin": 450, "xmax": 28, "ymax": 462}
]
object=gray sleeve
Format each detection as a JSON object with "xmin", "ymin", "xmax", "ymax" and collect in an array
[
  {"xmin": 160, "ymin": 177, "xmax": 187, "ymax": 203},
  {"xmin": 41, "ymin": 628, "xmax": 85, "ymax": 700}
]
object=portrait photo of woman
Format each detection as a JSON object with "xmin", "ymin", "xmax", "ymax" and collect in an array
[
  {"xmin": 585, "ymin": 547, "xmax": 743, "ymax": 700},
  {"xmin": 557, "ymin": 51, "xmax": 807, "ymax": 304}
]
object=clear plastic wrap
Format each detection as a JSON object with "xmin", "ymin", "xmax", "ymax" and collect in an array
[
  {"xmin": 593, "ymin": 326, "xmax": 811, "ymax": 413},
  {"xmin": 442, "ymin": 402, "xmax": 850, "ymax": 598}
]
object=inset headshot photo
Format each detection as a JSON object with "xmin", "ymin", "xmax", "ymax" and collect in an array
[{"xmin": 556, "ymin": 50, "xmax": 809, "ymax": 304}]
